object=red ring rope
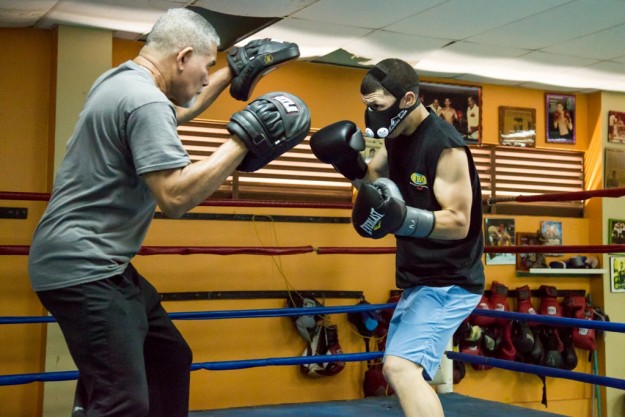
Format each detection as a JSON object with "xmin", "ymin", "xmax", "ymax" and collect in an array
[
  {"xmin": 316, "ymin": 247, "xmax": 396, "ymax": 255},
  {"xmin": 0, "ymin": 245, "xmax": 314, "ymax": 256},
  {"xmin": 137, "ymin": 246, "xmax": 314, "ymax": 256},
  {"xmin": 0, "ymin": 192, "xmax": 50, "ymax": 201},
  {"xmin": 0, "ymin": 191, "xmax": 351, "ymax": 209},
  {"xmin": 4, "ymin": 188, "xmax": 624, "ymax": 207},
  {"xmin": 486, "ymin": 187, "xmax": 625, "ymax": 205},
  {"xmin": 3, "ymin": 244, "xmax": 624, "ymax": 256}
]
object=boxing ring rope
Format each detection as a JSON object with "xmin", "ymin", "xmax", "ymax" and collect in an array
[
  {"xmin": 316, "ymin": 244, "xmax": 625, "ymax": 255},
  {"xmin": 0, "ymin": 245, "xmax": 315, "ymax": 256},
  {"xmin": 0, "ymin": 191, "xmax": 351, "ymax": 210},
  {"xmin": 5, "ymin": 244, "xmax": 623, "ymax": 257},
  {"xmin": 1, "ymin": 306, "xmax": 624, "ymax": 391},
  {"xmin": 485, "ymin": 186, "xmax": 625, "ymax": 205},
  {"xmin": 2, "ymin": 188, "xmax": 625, "ymax": 413},
  {"xmin": 5, "ymin": 188, "xmax": 625, "ymax": 207}
]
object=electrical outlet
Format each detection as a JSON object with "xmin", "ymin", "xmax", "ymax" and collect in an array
[{"xmin": 0, "ymin": 207, "xmax": 28, "ymax": 219}]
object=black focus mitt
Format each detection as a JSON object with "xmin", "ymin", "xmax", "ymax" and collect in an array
[
  {"xmin": 227, "ymin": 92, "xmax": 311, "ymax": 172},
  {"xmin": 227, "ymin": 38, "xmax": 300, "ymax": 101}
]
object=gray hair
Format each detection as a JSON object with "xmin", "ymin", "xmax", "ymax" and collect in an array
[{"xmin": 145, "ymin": 8, "xmax": 220, "ymax": 56}]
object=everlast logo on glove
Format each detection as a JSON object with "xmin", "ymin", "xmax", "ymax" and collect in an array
[
  {"xmin": 359, "ymin": 208, "xmax": 385, "ymax": 236},
  {"xmin": 352, "ymin": 180, "xmax": 409, "ymax": 239}
]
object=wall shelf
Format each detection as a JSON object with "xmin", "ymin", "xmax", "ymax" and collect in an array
[{"xmin": 516, "ymin": 268, "xmax": 607, "ymax": 277}]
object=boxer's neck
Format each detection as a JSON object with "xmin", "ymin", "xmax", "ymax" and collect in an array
[{"xmin": 133, "ymin": 55, "xmax": 167, "ymax": 94}]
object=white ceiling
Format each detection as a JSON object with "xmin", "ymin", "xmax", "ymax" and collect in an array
[{"xmin": 3, "ymin": 0, "xmax": 625, "ymax": 93}]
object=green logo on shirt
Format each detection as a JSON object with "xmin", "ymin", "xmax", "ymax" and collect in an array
[{"xmin": 410, "ymin": 173, "xmax": 428, "ymax": 190}]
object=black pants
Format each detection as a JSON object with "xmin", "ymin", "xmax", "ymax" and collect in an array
[{"xmin": 37, "ymin": 264, "xmax": 192, "ymax": 417}]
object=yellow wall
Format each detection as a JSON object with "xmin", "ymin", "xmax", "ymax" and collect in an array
[
  {"xmin": 599, "ymin": 91, "xmax": 625, "ymax": 416},
  {"xmin": 0, "ymin": 28, "xmax": 53, "ymax": 417},
  {"xmin": 0, "ymin": 28, "xmax": 621, "ymax": 417}
]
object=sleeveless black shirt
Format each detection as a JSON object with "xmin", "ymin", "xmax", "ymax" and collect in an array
[{"xmin": 385, "ymin": 109, "xmax": 485, "ymax": 294}]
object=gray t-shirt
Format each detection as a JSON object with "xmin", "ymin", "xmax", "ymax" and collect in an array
[{"xmin": 29, "ymin": 61, "xmax": 190, "ymax": 291}]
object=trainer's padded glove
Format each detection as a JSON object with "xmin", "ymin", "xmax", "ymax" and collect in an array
[
  {"xmin": 227, "ymin": 92, "xmax": 310, "ymax": 172},
  {"xmin": 227, "ymin": 38, "xmax": 300, "ymax": 101}
]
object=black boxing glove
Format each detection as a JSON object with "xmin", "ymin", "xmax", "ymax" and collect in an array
[
  {"xmin": 310, "ymin": 120, "xmax": 367, "ymax": 181},
  {"xmin": 352, "ymin": 178, "xmax": 435, "ymax": 239},
  {"xmin": 227, "ymin": 38, "xmax": 300, "ymax": 101},
  {"xmin": 540, "ymin": 328, "xmax": 563, "ymax": 368},
  {"xmin": 227, "ymin": 92, "xmax": 311, "ymax": 172},
  {"xmin": 511, "ymin": 320, "xmax": 535, "ymax": 354}
]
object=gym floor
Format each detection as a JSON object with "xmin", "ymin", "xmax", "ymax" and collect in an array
[{"xmin": 190, "ymin": 394, "xmax": 567, "ymax": 417}]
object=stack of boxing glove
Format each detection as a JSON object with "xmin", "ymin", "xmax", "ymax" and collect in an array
[
  {"xmin": 460, "ymin": 282, "xmax": 517, "ymax": 369},
  {"xmin": 361, "ymin": 293, "xmax": 399, "ymax": 396},
  {"xmin": 537, "ymin": 285, "xmax": 570, "ymax": 369},
  {"xmin": 512, "ymin": 285, "xmax": 541, "ymax": 364},
  {"xmin": 562, "ymin": 294, "xmax": 596, "ymax": 351},
  {"xmin": 488, "ymin": 282, "xmax": 517, "ymax": 362},
  {"xmin": 300, "ymin": 323, "xmax": 345, "ymax": 377},
  {"xmin": 285, "ymin": 292, "xmax": 346, "ymax": 377}
]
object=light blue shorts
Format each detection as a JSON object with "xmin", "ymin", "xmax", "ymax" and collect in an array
[{"xmin": 384, "ymin": 285, "xmax": 481, "ymax": 380}]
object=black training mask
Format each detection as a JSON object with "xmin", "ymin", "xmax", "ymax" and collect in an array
[{"xmin": 363, "ymin": 66, "xmax": 419, "ymax": 139}]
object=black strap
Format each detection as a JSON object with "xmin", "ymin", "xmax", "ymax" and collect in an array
[
  {"xmin": 539, "ymin": 375, "xmax": 548, "ymax": 407},
  {"xmin": 366, "ymin": 66, "xmax": 406, "ymax": 100}
]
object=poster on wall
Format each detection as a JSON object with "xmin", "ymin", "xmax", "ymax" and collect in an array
[
  {"xmin": 484, "ymin": 218, "xmax": 515, "ymax": 265},
  {"xmin": 498, "ymin": 106, "xmax": 536, "ymax": 147},
  {"xmin": 546, "ymin": 93, "xmax": 576, "ymax": 144},
  {"xmin": 608, "ymin": 111, "xmax": 625, "ymax": 144},
  {"xmin": 610, "ymin": 256, "xmax": 625, "ymax": 292},
  {"xmin": 516, "ymin": 231, "xmax": 547, "ymax": 272},
  {"xmin": 541, "ymin": 220, "xmax": 563, "ymax": 256},
  {"xmin": 420, "ymin": 82, "xmax": 482, "ymax": 145},
  {"xmin": 608, "ymin": 219, "xmax": 625, "ymax": 245},
  {"xmin": 605, "ymin": 148, "xmax": 625, "ymax": 188}
]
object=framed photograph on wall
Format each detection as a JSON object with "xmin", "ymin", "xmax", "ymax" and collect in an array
[
  {"xmin": 498, "ymin": 106, "xmax": 536, "ymax": 147},
  {"xmin": 546, "ymin": 93, "xmax": 576, "ymax": 144},
  {"xmin": 484, "ymin": 218, "xmax": 516, "ymax": 265},
  {"xmin": 610, "ymin": 256, "xmax": 625, "ymax": 292},
  {"xmin": 516, "ymin": 231, "xmax": 547, "ymax": 272},
  {"xmin": 420, "ymin": 82, "xmax": 482, "ymax": 145},
  {"xmin": 605, "ymin": 148, "xmax": 625, "ymax": 188},
  {"xmin": 608, "ymin": 111, "xmax": 625, "ymax": 144},
  {"xmin": 541, "ymin": 220, "xmax": 563, "ymax": 256},
  {"xmin": 608, "ymin": 219, "xmax": 625, "ymax": 245}
]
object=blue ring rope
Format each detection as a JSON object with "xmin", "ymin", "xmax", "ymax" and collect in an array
[
  {"xmin": 469, "ymin": 309, "xmax": 625, "ymax": 333},
  {"xmin": 5, "ymin": 350, "xmax": 625, "ymax": 391},
  {"xmin": 0, "ymin": 352, "xmax": 384, "ymax": 386},
  {"xmin": 0, "ymin": 303, "xmax": 398, "ymax": 325},
  {"xmin": 447, "ymin": 351, "xmax": 625, "ymax": 390},
  {"xmin": 2, "ymin": 304, "xmax": 624, "ymax": 388},
  {"xmin": 2, "ymin": 305, "xmax": 623, "ymax": 334}
]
